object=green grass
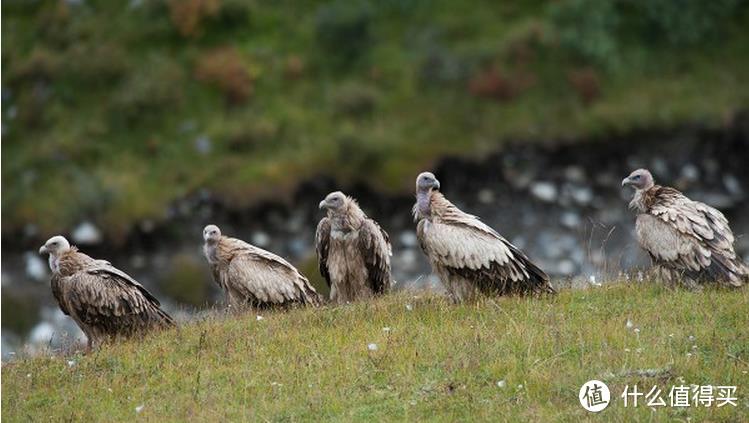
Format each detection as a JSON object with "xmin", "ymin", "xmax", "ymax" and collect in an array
[
  {"xmin": 2, "ymin": 1, "xmax": 749, "ymax": 240},
  {"xmin": 3, "ymin": 282, "xmax": 748, "ymax": 421}
]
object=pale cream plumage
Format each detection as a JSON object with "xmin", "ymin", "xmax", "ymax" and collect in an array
[
  {"xmin": 623, "ymin": 168, "xmax": 747, "ymax": 287},
  {"xmin": 203, "ymin": 225, "xmax": 321, "ymax": 309},
  {"xmin": 413, "ymin": 172, "xmax": 554, "ymax": 301}
]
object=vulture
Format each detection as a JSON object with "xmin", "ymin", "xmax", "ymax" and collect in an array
[
  {"xmin": 38, "ymin": 236, "xmax": 175, "ymax": 350},
  {"xmin": 202, "ymin": 225, "xmax": 321, "ymax": 309},
  {"xmin": 315, "ymin": 191, "xmax": 393, "ymax": 303},
  {"xmin": 622, "ymin": 168, "xmax": 747, "ymax": 288},
  {"xmin": 413, "ymin": 172, "xmax": 554, "ymax": 301}
]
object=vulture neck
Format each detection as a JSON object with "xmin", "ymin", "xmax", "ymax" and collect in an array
[
  {"xmin": 331, "ymin": 203, "xmax": 364, "ymax": 232},
  {"xmin": 204, "ymin": 240, "xmax": 220, "ymax": 264},
  {"xmin": 415, "ymin": 189, "xmax": 434, "ymax": 220},
  {"xmin": 630, "ymin": 186, "xmax": 656, "ymax": 213},
  {"xmin": 55, "ymin": 248, "xmax": 87, "ymax": 276}
]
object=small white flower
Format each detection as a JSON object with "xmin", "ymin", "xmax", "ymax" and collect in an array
[
  {"xmin": 382, "ymin": 327, "xmax": 391, "ymax": 333},
  {"xmin": 634, "ymin": 328, "xmax": 640, "ymax": 334},
  {"xmin": 517, "ymin": 384, "xmax": 524, "ymax": 389},
  {"xmin": 624, "ymin": 348, "xmax": 631, "ymax": 352},
  {"xmin": 688, "ymin": 335, "xmax": 696, "ymax": 342},
  {"xmin": 256, "ymin": 315, "xmax": 264, "ymax": 321},
  {"xmin": 108, "ymin": 388, "xmax": 113, "ymax": 393},
  {"xmin": 67, "ymin": 360, "xmax": 76, "ymax": 368},
  {"xmin": 626, "ymin": 319, "xmax": 634, "ymax": 329},
  {"xmin": 686, "ymin": 352, "xmax": 693, "ymax": 357},
  {"xmin": 26, "ymin": 373, "xmax": 31, "ymax": 378},
  {"xmin": 367, "ymin": 343, "xmax": 378, "ymax": 351},
  {"xmin": 409, "ymin": 400, "xmax": 417, "ymax": 406},
  {"xmin": 636, "ymin": 348, "xmax": 642, "ymax": 354},
  {"xmin": 405, "ymin": 304, "xmax": 413, "ymax": 311},
  {"xmin": 496, "ymin": 380, "xmax": 506, "ymax": 388},
  {"xmin": 668, "ymin": 333, "xmax": 674, "ymax": 338},
  {"xmin": 135, "ymin": 405, "xmax": 144, "ymax": 414},
  {"xmin": 692, "ymin": 345, "xmax": 697, "ymax": 350}
]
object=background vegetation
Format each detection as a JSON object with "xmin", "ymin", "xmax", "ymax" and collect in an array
[
  {"xmin": 2, "ymin": 283, "xmax": 748, "ymax": 421},
  {"xmin": 3, "ymin": 0, "xmax": 749, "ymax": 241}
]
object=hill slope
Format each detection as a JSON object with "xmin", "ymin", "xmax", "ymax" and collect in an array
[
  {"xmin": 3, "ymin": 1, "xmax": 749, "ymax": 239},
  {"xmin": 2, "ymin": 283, "xmax": 748, "ymax": 421}
]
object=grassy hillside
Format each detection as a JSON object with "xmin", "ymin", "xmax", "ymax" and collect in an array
[
  {"xmin": 2, "ymin": 283, "xmax": 748, "ymax": 421},
  {"xmin": 3, "ymin": 1, "xmax": 749, "ymax": 240}
]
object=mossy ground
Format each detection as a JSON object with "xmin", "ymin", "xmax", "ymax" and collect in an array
[{"xmin": 2, "ymin": 282, "xmax": 748, "ymax": 421}]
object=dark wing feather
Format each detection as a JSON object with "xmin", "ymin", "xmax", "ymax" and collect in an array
[
  {"xmin": 357, "ymin": 218, "xmax": 392, "ymax": 294},
  {"xmin": 315, "ymin": 217, "xmax": 332, "ymax": 287},
  {"xmin": 67, "ymin": 264, "xmax": 175, "ymax": 335},
  {"xmin": 51, "ymin": 273, "xmax": 71, "ymax": 316}
]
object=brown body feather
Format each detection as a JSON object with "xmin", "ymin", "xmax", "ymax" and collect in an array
[
  {"xmin": 316, "ymin": 196, "xmax": 392, "ymax": 303},
  {"xmin": 51, "ymin": 248, "xmax": 175, "ymax": 349},
  {"xmin": 415, "ymin": 191, "xmax": 554, "ymax": 301}
]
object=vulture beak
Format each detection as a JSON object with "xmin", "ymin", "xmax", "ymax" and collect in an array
[
  {"xmin": 39, "ymin": 245, "xmax": 48, "ymax": 255},
  {"xmin": 433, "ymin": 180, "xmax": 441, "ymax": 190},
  {"xmin": 621, "ymin": 177, "xmax": 630, "ymax": 187},
  {"xmin": 319, "ymin": 200, "xmax": 327, "ymax": 210}
]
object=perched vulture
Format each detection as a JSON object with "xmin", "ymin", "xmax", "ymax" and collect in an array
[
  {"xmin": 38, "ymin": 236, "xmax": 175, "ymax": 349},
  {"xmin": 622, "ymin": 168, "xmax": 747, "ymax": 288},
  {"xmin": 202, "ymin": 225, "xmax": 321, "ymax": 309},
  {"xmin": 413, "ymin": 172, "xmax": 554, "ymax": 301},
  {"xmin": 315, "ymin": 191, "xmax": 393, "ymax": 303}
]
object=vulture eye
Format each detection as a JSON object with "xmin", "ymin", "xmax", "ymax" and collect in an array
[{"xmin": 633, "ymin": 175, "xmax": 641, "ymax": 180}]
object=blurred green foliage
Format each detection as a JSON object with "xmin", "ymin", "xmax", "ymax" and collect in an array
[{"xmin": 2, "ymin": 0, "xmax": 749, "ymax": 241}]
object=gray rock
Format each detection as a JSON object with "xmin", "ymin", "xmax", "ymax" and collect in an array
[
  {"xmin": 569, "ymin": 185, "xmax": 593, "ymax": 206},
  {"xmin": 563, "ymin": 166, "xmax": 585, "ymax": 183},
  {"xmin": 29, "ymin": 322, "xmax": 55, "ymax": 345},
  {"xmin": 530, "ymin": 182, "xmax": 557, "ymax": 203},
  {"xmin": 24, "ymin": 252, "xmax": 47, "ymax": 282},
  {"xmin": 557, "ymin": 259, "xmax": 576, "ymax": 275},
  {"xmin": 251, "ymin": 231, "xmax": 270, "ymax": 248},
  {"xmin": 560, "ymin": 211, "xmax": 581, "ymax": 229},
  {"xmin": 723, "ymin": 174, "xmax": 743, "ymax": 197},
  {"xmin": 194, "ymin": 135, "xmax": 212, "ymax": 155},
  {"xmin": 477, "ymin": 189, "xmax": 495, "ymax": 204},
  {"xmin": 71, "ymin": 221, "xmax": 102, "ymax": 245},
  {"xmin": 399, "ymin": 231, "xmax": 418, "ymax": 248},
  {"xmin": 680, "ymin": 164, "xmax": 700, "ymax": 182}
]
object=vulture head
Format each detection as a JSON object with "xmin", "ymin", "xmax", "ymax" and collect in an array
[
  {"xmin": 622, "ymin": 169, "xmax": 654, "ymax": 191},
  {"xmin": 319, "ymin": 191, "xmax": 347, "ymax": 214},
  {"xmin": 416, "ymin": 172, "xmax": 440, "ymax": 193},
  {"xmin": 203, "ymin": 224, "xmax": 222, "ymax": 244},
  {"xmin": 39, "ymin": 235, "xmax": 71, "ymax": 257}
]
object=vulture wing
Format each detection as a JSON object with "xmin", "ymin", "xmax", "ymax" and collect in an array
[
  {"xmin": 357, "ymin": 218, "xmax": 392, "ymax": 294},
  {"xmin": 65, "ymin": 264, "xmax": 175, "ymax": 334},
  {"xmin": 315, "ymin": 217, "xmax": 333, "ymax": 287},
  {"xmin": 222, "ymin": 237, "xmax": 320, "ymax": 306}
]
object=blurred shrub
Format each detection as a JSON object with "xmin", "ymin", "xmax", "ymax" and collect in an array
[
  {"xmin": 160, "ymin": 253, "xmax": 212, "ymax": 307},
  {"xmin": 637, "ymin": 0, "xmax": 744, "ymax": 46},
  {"xmin": 567, "ymin": 67, "xmax": 601, "ymax": 105},
  {"xmin": 315, "ymin": 0, "xmax": 373, "ymax": 69},
  {"xmin": 194, "ymin": 46, "xmax": 253, "ymax": 104},
  {"xmin": 550, "ymin": 0, "xmax": 746, "ymax": 67},
  {"xmin": 284, "ymin": 55, "xmax": 306, "ymax": 80},
  {"xmin": 113, "ymin": 55, "xmax": 185, "ymax": 123},
  {"xmin": 468, "ymin": 66, "xmax": 535, "ymax": 102},
  {"xmin": 168, "ymin": 0, "xmax": 221, "ymax": 37},
  {"xmin": 332, "ymin": 82, "xmax": 379, "ymax": 117},
  {"xmin": 225, "ymin": 117, "xmax": 280, "ymax": 152},
  {"xmin": 549, "ymin": 0, "xmax": 620, "ymax": 67}
]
